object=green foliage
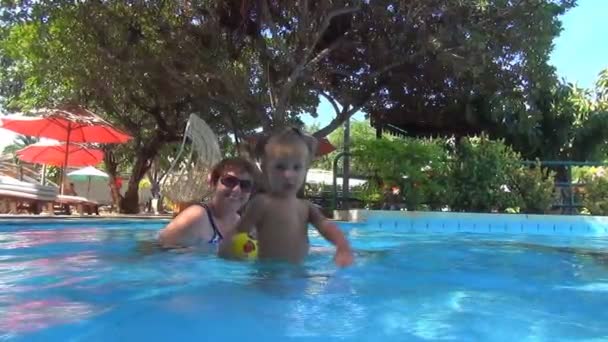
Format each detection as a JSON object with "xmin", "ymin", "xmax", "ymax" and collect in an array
[
  {"xmin": 582, "ymin": 172, "xmax": 608, "ymax": 215},
  {"xmin": 44, "ymin": 166, "xmax": 62, "ymax": 184},
  {"xmin": 363, "ymin": 0, "xmax": 575, "ymax": 140},
  {"xmin": 572, "ymin": 166, "xmax": 599, "ymax": 183},
  {"xmin": 312, "ymin": 125, "xmax": 562, "ymax": 213},
  {"xmin": 449, "ymin": 135, "xmax": 521, "ymax": 212},
  {"xmin": 509, "ymin": 163, "xmax": 557, "ymax": 214},
  {"xmin": 355, "ymin": 182, "xmax": 384, "ymax": 209},
  {"xmin": 2, "ymin": 136, "xmax": 38, "ymax": 157},
  {"xmin": 0, "ymin": 0, "xmax": 585, "ymax": 213},
  {"xmin": 506, "ymin": 69, "xmax": 608, "ymax": 164},
  {"xmin": 1, "ymin": 0, "xmax": 578, "ymax": 138},
  {"xmin": 0, "ymin": 2, "xmax": 267, "ymax": 212},
  {"xmin": 353, "ymin": 136, "xmax": 450, "ymax": 210},
  {"xmin": 311, "ymin": 120, "xmax": 379, "ymax": 173}
]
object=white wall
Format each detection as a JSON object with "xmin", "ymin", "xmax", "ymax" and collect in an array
[{"xmin": 70, "ymin": 178, "xmax": 152, "ymax": 205}]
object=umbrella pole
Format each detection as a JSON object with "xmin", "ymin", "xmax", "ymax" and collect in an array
[
  {"xmin": 41, "ymin": 165, "xmax": 47, "ymax": 185},
  {"xmin": 60, "ymin": 124, "xmax": 72, "ymax": 195},
  {"xmin": 87, "ymin": 176, "xmax": 91, "ymax": 197}
]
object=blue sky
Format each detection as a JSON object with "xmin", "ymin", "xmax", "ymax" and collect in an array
[
  {"xmin": 0, "ymin": 0, "xmax": 606, "ymax": 149},
  {"xmin": 306, "ymin": 0, "xmax": 608, "ymax": 129},
  {"xmin": 549, "ymin": 0, "xmax": 608, "ymax": 90}
]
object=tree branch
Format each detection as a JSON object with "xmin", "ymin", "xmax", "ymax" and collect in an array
[
  {"xmin": 369, "ymin": 60, "xmax": 409, "ymax": 79},
  {"xmin": 307, "ymin": 7, "xmax": 359, "ymax": 62},
  {"xmin": 273, "ymin": 38, "xmax": 343, "ymax": 122},
  {"xmin": 318, "ymin": 91, "xmax": 341, "ymax": 115},
  {"xmin": 313, "ymin": 100, "xmax": 366, "ymax": 139},
  {"xmin": 272, "ymin": 6, "xmax": 359, "ymax": 123}
]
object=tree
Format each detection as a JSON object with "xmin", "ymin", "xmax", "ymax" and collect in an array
[
  {"xmin": 503, "ymin": 69, "xmax": 608, "ymax": 164},
  {"xmin": 2, "ymin": 136, "xmax": 39, "ymax": 156},
  {"xmin": 317, "ymin": 0, "xmax": 575, "ymax": 139},
  {"xmin": 0, "ymin": 0, "xmax": 577, "ymax": 212},
  {"xmin": 0, "ymin": 1, "xmax": 265, "ymax": 212}
]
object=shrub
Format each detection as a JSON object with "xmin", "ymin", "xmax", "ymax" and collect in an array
[
  {"xmin": 509, "ymin": 163, "xmax": 557, "ymax": 214},
  {"xmin": 449, "ymin": 135, "xmax": 520, "ymax": 212},
  {"xmin": 582, "ymin": 172, "xmax": 608, "ymax": 215},
  {"xmin": 354, "ymin": 137, "xmax": 452, "ymax": 210}
]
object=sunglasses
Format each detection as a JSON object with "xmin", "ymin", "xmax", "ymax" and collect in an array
[{"xmin": 220, "ymin": 175, "xmax": 253, "ymax": 192}]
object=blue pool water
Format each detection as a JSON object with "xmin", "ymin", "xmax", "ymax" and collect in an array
[{"xmin": 1, "ymin": 219, "xmax": 608, "ymax": 341}]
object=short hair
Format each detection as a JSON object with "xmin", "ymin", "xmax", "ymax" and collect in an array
[
  {"xmin": 209, "ymin": 157, "xmax": 258, "ymax": 185},
  {"xmin": 257, "ymin": 127, "xmax": 318, "ymax": 165}
]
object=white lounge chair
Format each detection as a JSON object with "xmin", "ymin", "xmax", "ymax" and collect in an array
[
  {"xmin": 0, "ymin": 176, "xmax": 58, "ymax": 214},
  {"xmin": 55, "ymin": 195, "xmax": 100, "ymax": 215}
]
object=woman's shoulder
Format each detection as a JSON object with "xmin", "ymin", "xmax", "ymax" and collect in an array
[
  {"xmin": 167, "ymin": 203, "xmax": 211, "ymax": 230},
  {"xmin": 178, "ymin": 202, "xmax": 209, "ymax": 217},
  {"xmin": 158, "ymin": 203, "xmax": 210, "ymax": 247}
]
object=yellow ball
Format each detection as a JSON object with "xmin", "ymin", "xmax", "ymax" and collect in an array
[{"xmin": 231, "ymin": 233, "xmax": 258, "ymax": 260}]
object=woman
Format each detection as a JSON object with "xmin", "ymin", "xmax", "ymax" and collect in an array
[{"xmin": 158, "ymin": 157, "xmax": 258, "ymax": 249}]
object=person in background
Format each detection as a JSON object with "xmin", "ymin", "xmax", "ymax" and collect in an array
[{"xmin": 67, "ymin": 182, "xmax": 78, "ymax": 196}]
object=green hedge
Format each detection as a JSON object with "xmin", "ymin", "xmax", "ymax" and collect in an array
[
  {"xmin": 581, "ymin": 172, "xmax": 608, "ymax": 215},
  {"xmin": 348, "ymin": 134, "xmax": 558, "ymax": 214}
]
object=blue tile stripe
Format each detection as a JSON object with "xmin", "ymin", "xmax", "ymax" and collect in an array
[{"xmin": 342, "ymin": 210, "xmax": 608, "ymax": 237}]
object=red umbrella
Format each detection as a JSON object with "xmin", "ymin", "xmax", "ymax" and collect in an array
[
  {"xmin": 0, "ymin": 105, "xmax": 131, "ymax": 143},
  {"xmin": 17, "ymin": 141, "xmax": 104, "ymax": 167},
  {"xmin": 243, "ymin": 134, "xmax": 336, "ymax": 157},
  {"xmin": 315, "ymin": 137, "xmax": 337, "ymax": 156},
  {"xmin": 0, "ymin": 105, "xmax": 131, "ymax": 194}
]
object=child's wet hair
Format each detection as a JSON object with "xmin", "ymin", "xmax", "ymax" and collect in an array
[{"xmin": 257, "ymin": 127, "xmax": 318, "ymax": 164}]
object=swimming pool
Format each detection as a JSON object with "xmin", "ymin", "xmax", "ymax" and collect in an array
[{"xmin": 1, "ymin": 216, "xmax": 608, "ymax": 341}]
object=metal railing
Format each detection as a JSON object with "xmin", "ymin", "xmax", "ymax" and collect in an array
[
  {"xmin": 0, "ymin": 159, "xmax": 59, "ymax": 187},
  {"xmin": 332, "ymin": 152, "xmax": 351, "ymax": 211}
]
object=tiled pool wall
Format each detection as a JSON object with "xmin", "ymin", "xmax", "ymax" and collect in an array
[
  {"xmin": 0, "ymin": 218, "xmax": 170, "ymax": 229},
  {"xmin": 335, "ymin": 210, "xmax": 608, "ymax": 237}
]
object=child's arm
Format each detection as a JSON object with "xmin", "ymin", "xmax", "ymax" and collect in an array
[
  {"xmin": 234, "ymin": 195, "xmax": 266, "ymax": 234},
  {"xmin": 308, "ymin": 202, "xmax": 354, "ymax": 267}
]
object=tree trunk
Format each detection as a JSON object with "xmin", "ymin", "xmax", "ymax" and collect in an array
[
  {"xmin": 103, "ymin": 150, "xmax": 121, "ymax": 211},
  {"xmin": 119, "ymin": 142, "xmax": 161, "ymax": 214},
  {"xmin": 120, "ymin": 186, "xmax": 140, "ymax": 213},
  {"xmin": 103, "ymin": 138, "xmax": 162, "ymax": 214},
  {"xmin": 109, "ymin": 180, "xmax": 121, "ymax": 210}
]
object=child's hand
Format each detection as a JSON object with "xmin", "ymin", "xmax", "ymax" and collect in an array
[{"xmin": 334, "ymin": 246, "xmax": 354, "ymax": 267}]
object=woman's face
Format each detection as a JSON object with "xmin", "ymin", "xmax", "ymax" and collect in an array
[{"xmin": 212, "ymin": 168, "xmax": 253, "ymax": 209}]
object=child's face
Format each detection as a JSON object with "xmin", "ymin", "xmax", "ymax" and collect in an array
[{"xmin": 264, "ymin": 142, "xmax": 309, "ymax": 196}]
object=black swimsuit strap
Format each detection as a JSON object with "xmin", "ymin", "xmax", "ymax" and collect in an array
[{"xmin": 201, "ymin": 203, "xmax": 223, "ymax": 242}]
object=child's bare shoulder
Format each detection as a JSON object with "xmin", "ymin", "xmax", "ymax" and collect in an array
[
  {"xmin": 302, "ymin": 199, "xmax": 328, "ymax": 223},
  {"xmin": 248, "ymin": 193, "xmax": 276, "ymax": 211},
  {"xmin": 297, "ymin": 198, "xmax": 313, "ymax": 208},
  {"xmin": 297, "ymin": 198, "xmax": 316, "ymax": 216}
]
